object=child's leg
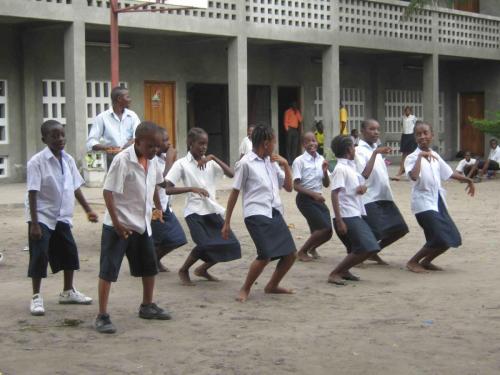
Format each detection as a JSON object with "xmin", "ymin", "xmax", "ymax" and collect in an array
[
  {"xmin": 32, "ymin": 278, "xmax": 42, "ymax": 294},
  {"xmin": 368, "ymin": 229, "xmax": 407, "ymax": 265},
  {"xmin": 407, "ymin": 246, "xmax": 434, "ymax": 273},
  {"xmin": 420, "ymin": 247, "xmax": 448, "ymax": 271},
  {"xmin": 395, "ymin": 153, "xmax": 408, "ymax": 178},
  {"xmin": 298, "ymin": 228, "xmax": 332, "ymax": 261},
  {"xmin": 98, "ymin": 278, "xmax": 112, "ymax": 315},
  {"xmin": 156, "ymin": 246, "xmax": 173, "ymax": 272},
  {"xmin": 194, "ymin": 262, "xmax": 219, "ymax": 281},
  {"xmin": 329, "ymin": 252, "xmax": 372, "ymax": 284},
  {"xmin": 63, "ymin": 270, "xmax": 74, "ymax": 291},
  {"xmin": 178, "ymin": 251, "xmax": 199, "ymax": 286},
  {"xmin": 264, "ymin": 252, "xmax": 297, "ymax": 294},
  {"xmin": 237, "ymin": 259, "xmax": 270, "ymax": 302},
  {"xmin": 367, "ymin": 253, "xmax": 388, "ymax": 265},
  {"xmin": 142, "ymin": 276, "xmax": 155, "ymax": 305}
]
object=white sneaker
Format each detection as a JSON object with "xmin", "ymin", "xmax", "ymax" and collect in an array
[
  {"xmin": 59, "ymin": 288, "xmax": 93, "ymax": 305},
  {"xmin": 30, "ymin": 294, "xmax": 45, "ymax": 316}
]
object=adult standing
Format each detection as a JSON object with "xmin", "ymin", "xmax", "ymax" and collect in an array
[
  {"xmin": 340, "ymin": 101, "xmax": 349, "ymax": 135},
  {"xmin": 284, "ymin": 101, "xmax": 303, "ymax": 165},
  {"xmin": 86, "ymin": 86, "xmax": 141, "ymax": 167},
  {"xmin": 393, "ymin": 106, "xmax": 417, "ymax": 180}
]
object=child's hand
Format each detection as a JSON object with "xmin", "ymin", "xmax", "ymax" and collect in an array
[
  {"xmin": 106, "ymin": 147, "xmax": 122, "ymax": 154},
  {"xmin": 191, "ymin": 187, "xmax": 209, "ymax": 198},
  {"xmin": 465, "ymin": 179, "xmax": 475, "ymax": 197},
  {"xmin": 335, "ymin": 219, "xmax": 348, "ymax": 235},
  {"xmin": 29, "ymin": 223, "xmax": 43, "ymax": 241},
  {"xmin": 322, "ymin": 160, "xmax": 329, "ymax": 173},
  {"xmin": 419, "ymin": 151, "xmax": 437, "ymax": 161},
  {"xmin": 376, "ymin": 146, "xmax": 392, "ymax": 155},
  {"xmin": 312, "ymin": 192, "xmax": 325, "ymax": 203},
  {"xmin": 197, "ymin": 155, "xmax": 212, "ymax": 170},
  {"xmin": 271, "ymin": 154, "xmax": 288, "ymax": 167},
  {"xmin": 114, "ymin": 223, "xmax": 133, "ymax": 240},
  {"xmin": 356, "ymin": 185, "xmax": 367, "ymax": 195},
  {"xmin": 152, "ymin": 208, "xmax": 164, "ymax": 222},
  {"xmin": 86, "ymin": 211, "xmax": 99, "ymax": 223},
  {"xmin": 221, "ymin": 222, "xmax": 231, "ymax": 240}
]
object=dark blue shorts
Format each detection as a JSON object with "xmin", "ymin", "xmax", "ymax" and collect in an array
[
  {"xmin": 151, "ymin": 209, "xmax": 187, "ymax": 251},
  {"xmin": 295, "ymin": 193, "xmax": 332, "ymax": 233},
  {"xmin": 99, "ymin": 224, "xmax": 158, "ymax": 282},
  {"xmin": 333, "ymin": 217, "xmax": 380, "ymax": 254},
  {"xmin": 28, "ymin": 221, "xmax": 80, "ymax": 278}
]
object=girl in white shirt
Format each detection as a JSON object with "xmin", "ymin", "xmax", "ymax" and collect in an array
[
  {"xmin": 329, "ymin": 135, "xmax": 380, "ymax": 285},
  {"xmin": 222, "ymin": 125, "xmax": 296, "ymax": 302},
  {"xmin": 165, "ymin": 127, "xmax": 241, "ymax": 285},
  {"xmin": 394, "ymin": 106, "xmax": 418, "ymax": 180},
  {"xmin": 404, "ymin": 122, "xmax": 474, "ymax": 273},
  {"xmin": 292, "ymin": 132, "xmax": 332, "ymax": 262}
]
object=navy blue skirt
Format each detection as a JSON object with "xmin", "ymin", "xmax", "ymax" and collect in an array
[
  {"xmin": 333, "ymin": 217, "xmax": 380, "ymax": 254},
  {"xmin": 364, "ymin": 200, "xmax": 409, "ymax": 242},
  {"xmin": 415, "ymin": 195, "xmax": 462, "ymax": 249},
  {"xmin": 400, "ymin": 133, "xmax": 417, "ymax": 153},
  {"xmin": 151, "ymin": 209, "xmax": 188, "ymax": 250},
  {"xmin": 185, "ymin": 213, "xmax": 241, "ymax": 263},
  {"xmin": 245, "ymin": 209, "xmax": 296, "ymax": 261},
  {"xmin": 295, "ymin": 193, "xmax": 332, "ymax": 232}
]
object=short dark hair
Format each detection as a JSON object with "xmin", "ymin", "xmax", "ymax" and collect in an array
[
  {"xmin": 135, "ymin": 121, "xmax": 160, "ymax": 140},
  {"xmin": 41, "ymin": 120, "xmax": 62, "ymax": 137},
  {"xmin": 360, "ymin": 119, "xmax": 378, "ymax": 130},
  {"xmin": 413, "ymin": 121, "xmax": 432, "ymax": 134},
  {"xmin": 251, "ymin": 125, "xmax": 274, "ymax": 148},
  {"xmin": 331, "ymin": 135, "xmax": 353, "ymax": 158},
  {"xmin": 490, "ymin": 138, "xmax": 498, "ymax": 144},
  {"xmin": 111, "ymin": 86, "xmax": 128, "ymax": 103},
  {"xmin": 187, "ymin": 127, "xmax": 208, "ymax": 147}
]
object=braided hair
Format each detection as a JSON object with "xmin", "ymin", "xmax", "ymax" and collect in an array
[
  {"xmin": 187, "ymin": 127, "xmax": 208, "ymax": 148},
  {"xmin": 251, "ymin": 125, "xmax": 274, "ymax": 148},
  {"xmin": 331, "ymin": 135, "xmax": 354, "ymax": 158}
]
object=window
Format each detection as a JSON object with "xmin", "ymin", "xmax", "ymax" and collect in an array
[
  {"xmin": 0, "ymin": 80, "xmax": 8, "ymax": 144},
  {"xmin": 0, "ymin": 156, "xmax": 7, "ymax": 178}
]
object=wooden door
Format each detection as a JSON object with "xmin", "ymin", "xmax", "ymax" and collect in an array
[
  {"xmin": 460, "ymin": 93, "xmax": 484, "ymax": 156},
  {"xmin": 144, "ymin": 82, "xmax": 176, "ymax": 147},
  {"xmin": 454, "ymin": 0, "xmax": 479, "ymax": 13}
]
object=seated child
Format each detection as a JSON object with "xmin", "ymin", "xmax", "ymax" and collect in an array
[
  {"xmin": 455, "ymin": 151, "xmax": 477, "ymax": 177},
  {"xmin": 26, "ymin": 120, "xmax": 97, "ymax": 316},
  {"xmin": 469, "ymin": 139, "xmax": 500, "ymax": 180},
  {"xmin": 165, "ymin": 127, "xmax": 241, "ymax": 285},
  {"xmin": 96, "ymin": 122, "xmax": 171, "ymax": 334}
]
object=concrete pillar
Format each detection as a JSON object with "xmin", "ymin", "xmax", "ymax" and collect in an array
[
  {"xmin": 227, "ymin": 35, "xmax": 247, "ymax": 165},
  {"xmin": 322, "ymin": 44, "xmax": 340, "ymax": 153},
  {"xmin": 423, "ymin": 53, "xmax": 439, "ymax": 131},
  {"xmin": 64, "ymin": 21, "xmax": 87, "ymax": 164},
  {"xmin": 22, "ymin": 30, "xmax": 38, "ymax": 161},
  {"xmin": 270, "ymin": 85, "xmax": 279, "ymax": 139},
  {"xmin": 176, "ymin": 79, "xmax": 188, "ymax": 156}
]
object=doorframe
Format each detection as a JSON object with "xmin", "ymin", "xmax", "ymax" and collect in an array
[{"xmin": 144, "ymin": 80, "xmax": 176, "ymax": 146}]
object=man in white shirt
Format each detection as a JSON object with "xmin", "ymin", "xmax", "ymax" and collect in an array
[
  {"xmin": 86, "ymin": 86, "xmax": 141, "ymax": 167},
  {"xmin": 239, "ymin": 125, "xmax": 255, "ymax": 159}
]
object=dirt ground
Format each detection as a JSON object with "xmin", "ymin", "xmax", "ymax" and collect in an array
[{"xmin": 1, "ymin": 177, "xmax": 499, "ymax": 375}]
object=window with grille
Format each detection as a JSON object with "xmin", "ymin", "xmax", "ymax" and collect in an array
[
  {"xmin": 0, "ymin": 156, "xmax": 7, "ymax": 178},
  {"xmin": 0, "ymin": 80, "xmax": 8, "ymax": 144}
]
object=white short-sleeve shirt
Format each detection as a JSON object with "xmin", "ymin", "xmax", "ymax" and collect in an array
[
  {"xmin": 292, "ymin": 151, "xmax": 325, "ymax": 193},
  {"xmin": 155, "ymin": 155, "xmax": 171, "ymax": 212},
  {"xmin": 456, "ymin": 158, "xmax": 476, "ymax": 173},
  {"xmin": 233, "ymin": 151, "xmax": 285, "ymax": 218},
  {"xmin": 86, "ymin": 108, "xmax": 141, "ymax": 151},
  {"xmin": 239, "ymin": 137, "xmax": 252, "ymax": 156},
  {"xmin": 355, "ymin": 140, "xmax": 394, "ymax": 204},
  {"xmin": 330, "ymin": 158, "xmax": 366, "ymax": 218},
  {"xmin": 103, "ymin": 145, "xmax": 163, "ymax": 235},
  {"xmin": 488, "ymin": 145, "xmax": 500, "ymax": 163},
  {"xmin": 404, "ymin": 148, "xmax": 453, "ymax": 214},
  {"xmin": 402, "ymin": 114, "xmax": 417, "ymax": 135},
  {"xmin": 25, "ymin": 147, "xmax": 85, "ymax": 229},
  {"xmin": 165, "ymin": 152, "xmax": 225, "ymax": 217}
]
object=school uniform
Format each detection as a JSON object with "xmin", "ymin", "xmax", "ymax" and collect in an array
[
  {"xmin": 25, "ymin": 147, "xmax": 84, "ymax": 278},
  {"xmin": 166, "ymin": 152, "xmax": 241, "ymax": 263},
  {"xmin": 150, "ymin": 155, "xmax": 187, "ymax": 251},
  {"xmin": 404, "ymin": 148, "xmax": 462, "ymax": 249},
  {"xmin": 234, "ymin": 151, "xmax": 296, "ymax": 260},
  {"xmin": 330, "ymin": 158, "xmax": 380, "ymax": 254},
  {"xmin": 456, "ymin": 158, "xmax": 477, "ymax": 174},
  {"xmin": 292, "ymin": 151, "xmax": 331, "ymax": 233},
  {"xmin": 355, "ymin": 140, "xmax": 408, "ymax": 244},
  {"xmin": 400, "ymin": 114, "xmax": 417, "ymax": 153},
  {"xmin": 239, "ymin": 136, "xmax": 252, "ymax": 156},
  {"xmin": 99, "ymin": 145, "xmax": 162, "ymax": 282}
]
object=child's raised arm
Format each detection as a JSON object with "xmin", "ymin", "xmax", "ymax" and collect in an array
[
  {"xmin": 360, "ymin": 146, "xmax": 391, "ymax": 179},
  {"xmin": 408, "ymin": 151, "xmax": 437, "ymax": 181},
  {"xmin": 74, "ymin": 188, "xmax": 98, "ymax": 223},
  {"xmin": 272, "ymin": 154, "xmax": 293, "ymax": 192},
  {"xmin": 164, "ymin": 179, "xmax": 209, "ymax": 198},
  {"xmin": 204, "ymin": 155, "xmax": 234, "ymax": 178},
  {"xmin": 451, "ymin": 171, "xmax": 475, "ymax": 197}
]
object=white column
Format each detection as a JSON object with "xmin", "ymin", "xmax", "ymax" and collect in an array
[
  {"xmin": 64, "ymin": 21, "xmax": 87, "ymax": 164},
  {"xmin": 322, "ymin": 44, "xmax": 340, "ymax": 153},
  {"xmin": 423, "ymin": 53, "xmax": 439, "ymax": 130},
  {"xmin": 227, "ymin": 35, "xmax": 248, "ymax": 165}
]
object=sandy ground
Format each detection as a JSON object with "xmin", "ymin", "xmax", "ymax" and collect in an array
[{"xmin": 1, "ymin": 176, "xmax": 500, "ymax": 375}]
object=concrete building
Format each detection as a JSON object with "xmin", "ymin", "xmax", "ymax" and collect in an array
[{"xmin": 0, "ymin": 0, "xmax": 499, "ymax": 182}]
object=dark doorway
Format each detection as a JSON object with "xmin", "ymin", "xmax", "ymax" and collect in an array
[
  {"xmin": 460, "ymin": 92, "xmax": 484, "ymax": 156},
  {"xmin": 187, "ymin": 84, "xmax": 229, "ymax": 163},
  {"xmin": 454, "ymin": 0, "xmax": 479, "ymax": 13},
  {"xmin": 248, "ymin": 85, "xmax": 271, "ymax": 127},
  {"xmin": 278, "ymin": 86, "xmax": 301, "ymax": 157}
]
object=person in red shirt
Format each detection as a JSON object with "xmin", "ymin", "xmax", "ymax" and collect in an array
[{"xmin": 284, "ymin": 101, "xmax": 303, "ymax": 164}]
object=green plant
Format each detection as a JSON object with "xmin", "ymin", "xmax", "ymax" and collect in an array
[{"xmin": 470, "ymin": 112, "xmax": 500, "ymax": 139}]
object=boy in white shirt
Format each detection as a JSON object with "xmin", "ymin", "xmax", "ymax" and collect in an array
[
  {"xmin": 329, "ymin": 135, "xmax": 380, "ymax": 285},
  {"xmin": 26, "ymin": 120, "xmax": 97, "ymax": 316},
  {"xmin": 239, "ymin": 125, "xmax": 255, "ymax": 159},
  {"xmin": 223, "ymin": 125, "xmax": 296, "ymax": 302},
  {"xmin": 96, "ymin": 122, "xmax": 170, "ymax": 334},
  {"xmin": 165, "ymin": 127, "xmax": 241, "ymax": 286},
  {"xmin": 455, "ymin": 151, "xmax": 477, "ymax": 177},
  {"xmin": 405, "ymin": 122, "xmax": 474, "ymax": 273},
  {"xmin": 470, "ymin": 139, "xmax": 500, "ymax": 180},
  {"xmin": 355, "ymin": 119, "xmax": 409, "ymax": 265}
]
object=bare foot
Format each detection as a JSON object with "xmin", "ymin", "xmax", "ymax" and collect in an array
[
  {"xmin": 327, "ymin": 274, "xmax": 346, "ymax": 285},
  {"xmin": 178, "ymin": 269, "xmax": 195, "ymax": 286},
  {"xmin": 158, "ymin": 262, "xmax": 170, "ymax": 272},
  {"xmin": 236, "ymin": 288, "xmax": 250, "ymax": 302},
  {"xmin": 342, "ymin": 271, "xmax": 360, "ymax": 281},
  {"xmin": 308, "ymin": 249, "xmax": 321, "ymax": 259},
  {"xmin": 406, "ymin": 261, "xmax": 429, "ymax": 273},
  {"xmin": 297, "ymin": 251, "xmax": 313, "ymax": 262},
  {"xmin": 264, "ymin": 286, "xmax": 295, "ymax": 295},
  {"xmin": 390, "ymin": 175, "xmax": 402, "ymax": 181},
  {"xmin": 194, "ymin": 267, "xmax": 220, "ymax": 281},
  {"xmin": 420, "ymin": 262, "xmax": 443, "ymax": 271},
  {"xmin": 369, "ymin": 254, "xmax": 389, "ymax": 265}
]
